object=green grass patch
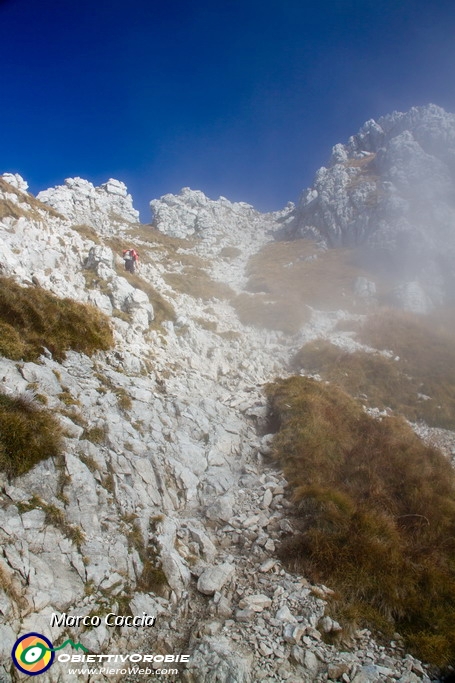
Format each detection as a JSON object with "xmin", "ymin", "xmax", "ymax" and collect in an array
[
  {"xmin": 0, "ymin": 392, "xmax": 63, "ymax": 476},
  {"xmin": 0, "ymin": 277, "xmax": 113, "ymax": 361},
  {"xmin": 266, "ymin": 376, "xmax": 455, "ymax": 668}
]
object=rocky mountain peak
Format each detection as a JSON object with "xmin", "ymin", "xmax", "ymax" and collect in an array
[
  {"xmin": 1, "ymin": 172, "xmax": 29, "ymax": 192},
  {"xmin": 37, "ymin": 176, "xmax": 140, "ymax": 233},
  {"xmin": 285, "ymin": 104, "xmax": 455, "ymax": 309}
]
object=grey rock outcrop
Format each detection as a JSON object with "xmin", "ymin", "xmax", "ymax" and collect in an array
[{"xmin": 151, "ymin": 187, "xmax": 269, "ymax": 241}]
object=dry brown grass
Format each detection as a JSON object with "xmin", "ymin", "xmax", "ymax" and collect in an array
[
  {"xmin": 124, "ymin": 225, "xmax": 206, "ymax": 269},
  {"xmin": 119, "ymin": 270, "xmax": 176, "ymax": 326},
  {"xmin": 343, "ymin": 155, "xmax": 382, "ymax": 204},
  {"xmin": 293, "ymin": 308, "xmax": 455, "ymax": 429},
  {"xmin": 0, "ymin": 392, "xmax": 63, "ymax": 477},
  {"xmin": 195, "ymin": 317, "xmax": 218, "ymax": 332},
  {"xmin": 266, "ymin": 376, "xmax": 455, "ymax": 668},
  {"xmin": 233, "ymin": 292, "xmax": 310, "ymax": 335},
  {"xmin": 164, "ymin": 267, "xmax": 234, "ymax": 302},
  {"xmin": 0, "ymin": 178, "xmax": 63, "ymax": 220},
  {"xmin": 127, "ymin": 224, "xmax": 192, "ymax": 250},
  {"xmin": 220, "ymin": 246, "xmax": 242, "ymax": 259},
  {"xmin": 0, "ymin": 277, "xmax": 113, "ymax": 361},
  {"xmin": 358, "ymin": 308, "xmax": 455, "ymax": 364},
  {"xmin": 72, "ymin": 224, "xmax": 102, "ymax": 244},
  {"xmin": 343, "ymin": 153, "xmax": 376, "ymax": 168},
  {"xmin": 234, "ymin": 239, "xmax": 384, "ymax": 333}
]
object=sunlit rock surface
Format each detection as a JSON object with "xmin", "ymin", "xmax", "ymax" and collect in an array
[{"xmin": 37, "ymin": 176, "xmax": 139, "ymax": 232}]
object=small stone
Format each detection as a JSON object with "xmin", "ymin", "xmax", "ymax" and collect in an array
[
  {"xmin": 351, "ymin": 665, "xmax": 382, "ymax": 683},
  {"xmin": 275, "ymin": 605, "xmax": 297, "ymax": 623},
  {"xmin": 202, "ymin": 621, "xmax": 222, "ymax": 636},
  {"xmin": 216, "ymin": 596, "xmax": 233, "ymax": 619},
  {"xmin": 238, "ymin": 594, "xmax": 272, "ymax": 612},
  {"xmin": 290, "ymin": 645, "xmax": 304, "ymax": 666},
  {"xmin": 283, "ymin": 623, "xmax": 306, "ymax": 644},
  {"xmin": 197, "ymin": 562, "xmax": 235, "ymax": 596},
  {"xmin": 397, "ymin": 674, "xmax": 423, "ymax": 683},
  {"xmin": 259, "ymin": 642, "xmax": 273, "ymax": 657},
  {"xmin": 262, "ymin": 489, "xmax": 273, "ymax": 507},
  {"xmin": 243, "ymin": 514, "xmax": 260, "ymax": 528},
  {"xmin": 304, "ymin": 650, "xmax": 319, "ymax": 676},
  {"xmin": 235, "ymin": 608, "xmax": 255, "ymax": 622},
  {"xmin": 328, "ymin": 662, "xmax": 351, "ymax": 680},
  {"xmin": 259, "ymin": 558, "xmax": 276, "ymax": 573}
]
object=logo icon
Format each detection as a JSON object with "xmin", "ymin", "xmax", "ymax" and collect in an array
[
  {"xmin": 11, "ymin": 633, "xmax": 55, "ymax": 676},
  {"xmin": 11, "ymin": 633, "xmax": 88, "ymax": 676}
]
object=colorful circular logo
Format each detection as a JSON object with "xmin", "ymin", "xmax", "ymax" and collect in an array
[{"xmin": 11, "ymin": 633, "xmax": 55, "ymax": 676}]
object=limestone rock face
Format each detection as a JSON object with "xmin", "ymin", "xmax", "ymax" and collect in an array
[
  {"xmin": 37, "ymin": 176, "xmax": 139, "ymax": 231},
  {"xmin": 286, "ymin": 104, "xmax": 455, "ymax": 307}
]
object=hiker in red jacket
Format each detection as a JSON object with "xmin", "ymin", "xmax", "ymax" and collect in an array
[{"xmin": 122, "ymin": 248, "xmax": 139, "ymax": 274}]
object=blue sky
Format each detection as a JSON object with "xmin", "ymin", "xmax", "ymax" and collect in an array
[{"xmin": 1, "ymin": 0, "xmax": 455, "ymax": 220}]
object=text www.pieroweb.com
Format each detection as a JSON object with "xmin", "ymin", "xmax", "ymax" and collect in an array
[{"xmin": 67, "ymin": 665, "xmax": 178, "ymax": 676}]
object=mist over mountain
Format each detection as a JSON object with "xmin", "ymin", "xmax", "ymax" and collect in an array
[{"xmin": 285, "ymin": 104, "xmax": 455, "ymax": 309}]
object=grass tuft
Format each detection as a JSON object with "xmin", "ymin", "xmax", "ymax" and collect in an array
[
  {"xmin": 0, "ymin": 392, "xmax": 63, "ymax": 476},
  {"xmin": 0, "ymin": 276, "xmax": 113, "ymax": 361}
]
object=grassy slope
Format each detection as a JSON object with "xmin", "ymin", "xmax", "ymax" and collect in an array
[{"xmin": 267, "ymin": 376, "xmax": 455, "ymax": 667}]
